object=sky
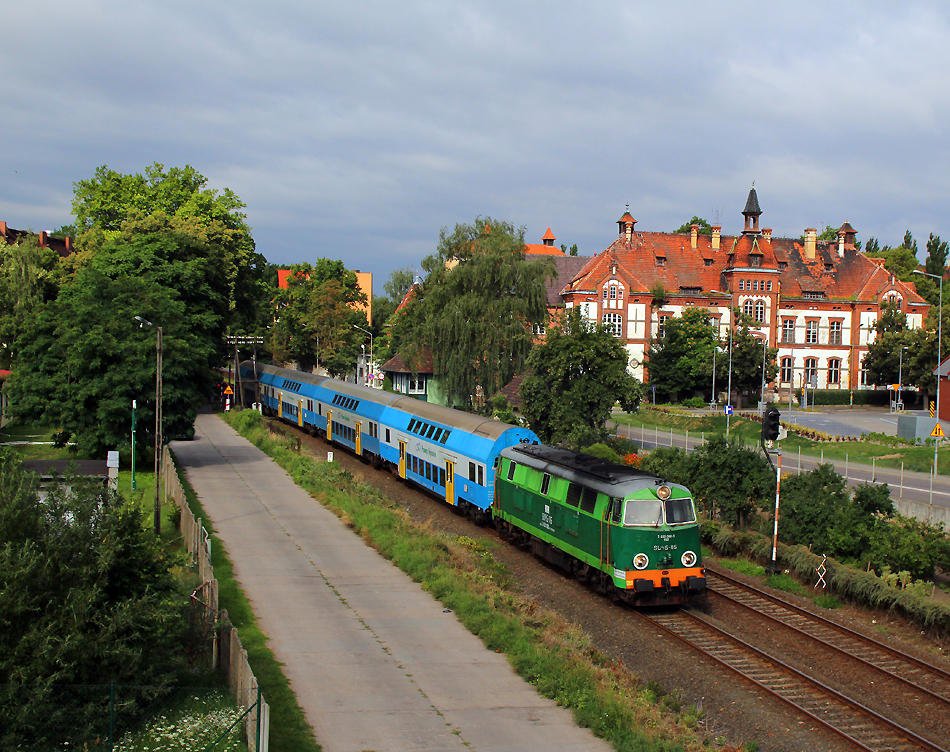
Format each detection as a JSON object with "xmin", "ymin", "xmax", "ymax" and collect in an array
[{"xmin": 5, "ymin": 1, "xmax": 950, "ymax": 290}]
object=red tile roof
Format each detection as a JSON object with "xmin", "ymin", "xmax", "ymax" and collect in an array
[{"xmin": 563, "ymin": 229, "xmax": 928, "ymax": 306}]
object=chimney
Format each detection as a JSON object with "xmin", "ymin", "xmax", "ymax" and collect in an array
[
  {"xmin": 711, "ymin": 225, "xmax": 721, "ymax": 250},
  {"xmin": 38, "ymin": 230, "xmax": 48, "ymax": 248},
  {"xmin": 837, "ymin": 230, "xmax": 846, "ymax": 258},
  {"xmin": 65, "ymin": 236, "xmax": 73, "ymax": 253},
  {"xmin": 690, "ymin": 223, "xmax": 698, "ymax": 250},
  {"xmin": 762, "ymin": 228, "xmax": 772, "ymax": 241},
  {"xmin": 0, "ymin": 221, "xmax": 6, "ymax": 238},
  {"xmin": 804, "ymin": 228, "xmax": 817, "ymax": 260}
]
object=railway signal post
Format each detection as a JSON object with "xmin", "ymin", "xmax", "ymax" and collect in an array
[{"xmin": 761, "ymin": 407, "xmax": 784, "ymax": 574}]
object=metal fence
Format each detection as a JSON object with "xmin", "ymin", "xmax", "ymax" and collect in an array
[{"xmin": 0, "ymin": 684, "xmax": 258, "ymax": 751}]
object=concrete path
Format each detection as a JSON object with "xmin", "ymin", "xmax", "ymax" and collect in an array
[{"xmin": 171, "ymin": 414, "xmax": 611, "ymax": 752}]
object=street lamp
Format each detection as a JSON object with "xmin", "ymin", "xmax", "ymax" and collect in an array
[
  {"xmin": 135, "ymin": 316, "xmax": 162, "ymax": 535},
  {"xmin": 710, "ymin": 290, "xmax": 735, "ymax": 437},
  {"xmin": 353, "ymin": 324, "xmax": 374, "ymax": 387},
  {"xmin": 913, "ymin": 269, "xmax": 943, "ymax": 472},
  {"xmin": 710, "ymin": 343, "xmax": 718, "ymax": 409}
]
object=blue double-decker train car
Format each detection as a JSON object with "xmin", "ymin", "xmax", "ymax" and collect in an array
[{"xmin": 240, "ymin": 362, "xmax": 540, "ymax": 520}]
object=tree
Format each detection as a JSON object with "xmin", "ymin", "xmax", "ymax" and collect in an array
[
  {"xmin": 861, "ymin": 304, "xmax": 914, "ymax": 388},
  {"xmin": 270, "ymin": 261, "xmax": 368, "ymax": 375},
  {"xmin": 70, "ymin": 163, "xmax": 265, "ymax": 332},
  {"xmin": 0, "ymin": 234, "xmax": 63, "ymax": 368},
  {"xmin": 674, "ymin": 217, "xmax": 713, "ymax": 235},
  {"xmin": 0, "ymin": 450, "xmax": 189, "ymax": 747},
  {"xmin": 646, "ymin": 308, "xmax": 716, "ymax": 402},
  {"xmin": 727, "ymin": 322, "xmax": 778, "ymax": 407},
  {"xmin": 417, "ymin": 218, "xmax": 554, "ymax": 409},
  {"xmin": 560, "ymin": 243, "xmax": 580, "ymax": 256},
  {"xmin": 8, "ymin": 214, "xmax": 231, "ymax": 454},
  {"xmin": 520, "ymin": 307, "xmax": 642, "ymax": 447},
  {"xmin": 864, "ymin": 237, "xmax": 881, "ymax": 256}
]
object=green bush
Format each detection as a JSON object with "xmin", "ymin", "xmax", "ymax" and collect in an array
[
  {"xmin": 581, "ymin": 443, "xmax": 622, "ymax": 463},
  {"xmin": 680, "ymin": 396, "xmax": 705, "ymax": 409}
]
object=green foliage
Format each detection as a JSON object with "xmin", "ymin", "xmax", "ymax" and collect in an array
[
  {"xmin": 864, "ymin": 237, "xmax": 881, "ymax": 256},
  {"xmin": 674, "ymin": 216, "xmax": 712, "ymax": 235},
  {"xmin": 490, "ymin": 394, "xmax": 518, "ymax": 425},
  {"xmin": 814, "ymin": 594, "xmax": 841, "ymax": 609},
  {"xmin": 416, "ymin": 218, "xmax": 554, "ymax": 410},
  {"xmin": 9, "ymin": 213, "xmax": 229, "ymax": 453},
  {"xmin": 521, "ymin": 308, "xmax": 642, "ymax": 447},
  {"xmin": 0, "ymin": 450, "xmax": 189, "ymax": 747},
  {"xmin": 638, "ymin": 436, "xmax": 774, "ymax": 527},
  {"xmin": 270, "ymin": 260, "xmax": 368, "ymax": 374},
  {"xmin": 680, "ymin": 396, "xmax": 705, "ymax": 408},
  {"xmin": 765, "ymin": 572, "xmax": 807, "ymax": 596},
  {"xmin": 71, "ymin": 162, "xmax": 265, "ymax": 332},
  {"xmin": 580, "ymin": 443, "xmax": 622, "ymax": 463},
  {"xmin": 648, "ymin": 308, "xmax": 717, "ymax": 401},
  {"xmin": 727, "ymin": 323, "xmax": 778, "ymax": 408},
  {"xmin": 0, "ymin": 235, "xmax": 62, "ymax": 368}
]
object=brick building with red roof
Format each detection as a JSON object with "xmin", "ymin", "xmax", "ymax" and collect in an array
[{"xmin": 560, "ymin": 190, "xmax": 929, "ymax": 394}]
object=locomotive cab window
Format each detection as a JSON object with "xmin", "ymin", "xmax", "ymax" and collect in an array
[
  {"xmin": 506, "ymin": 460, "xmax": 517, "ymax": 481},
  {"xmin": 666, "ymin": 497, "xmax": 697, "ymax": 524},
  {"xmin": 540, "ymin": 473, "xmax": 551, "ymax": 495},
  {"xmin": 623, "ymin": 499, "xmax": 664, "ymax": 526}
]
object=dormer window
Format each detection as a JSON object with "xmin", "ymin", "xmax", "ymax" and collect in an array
[
  {"xmin": 656, "ymin": 257, "xmax": 666, "ymax": 267},
  {"xmin": 779, "ymin": 262, "xmax": 788, "ymax": 270},
  {"xmin": 750, "ymin": 256, "xmax": 761, "ymax": 268}
]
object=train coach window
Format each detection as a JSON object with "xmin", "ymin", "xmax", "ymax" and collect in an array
[
  {"xmin": 441, "ymin": 431, "xmax": 450, "ymax": 444},
  {"xmin": 540, "ymin": 473, "xmax": 551, "ymax": 495},
  {"xmin": 433, "ymin": 428, "xmax": 443, "ymax": 442},
  {"xmin": 565, "ymin": 483, "xmax": 582, "ymax": 508},
  {"xmin": 666, "ymin": 497, "xmax": 697, "ymax": 524},
  {"xmin": 409, "ymin": 419, "xmax": 417, "ymax": 432},
  {"xmin": 386, "ymin": 428, "xmax": 391, "ymax": 443},
  {"xmin": 506, "ymin": 461, "xmax": 517, "ymax": 481},
  {"xmin": 439, "ymin": 468, "xmax": 445, "ymax": 486},
  {"xmin": 469, "ymin": 462, "xmax": 476, "ymax": 482},
  {"xmin": 580, "ymin": 488, "xmax": 598, "ymax": 514},
  {"xmin": 623, "ymin": 499, "xmax": 664, "ymax": 526},
  {"xmin": 426, "ymin": 424, "xmax": 437, "ymax": 439},
  {"xmin": 477, "ymin": 465, "xmax": 484, "ymax": 486}
]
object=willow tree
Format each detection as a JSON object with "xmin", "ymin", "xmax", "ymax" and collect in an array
[{"xmin": 420, "ymin": 218, "xmax": 554, "ymax": 410}]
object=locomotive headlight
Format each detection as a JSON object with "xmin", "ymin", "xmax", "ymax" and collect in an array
[
  {"xmin": 681, "ymin": 550, "xmax": 697, "ymax": 567},
  {"xmin": 633, "ymin": 553, "xmax": 649, "ymax": 570},
  {"xmin": 657, "ymin": 485, "xmax": 672, "ymax": 500}
]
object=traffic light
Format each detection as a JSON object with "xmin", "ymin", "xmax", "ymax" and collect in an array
[{"xmin": 762, "ymin": 406, "xmax": 781, "ymax": 441}]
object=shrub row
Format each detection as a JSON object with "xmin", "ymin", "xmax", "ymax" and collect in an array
[{"xmin": 702, "ymin": 521, "xmax": 950, "ymax": 638}]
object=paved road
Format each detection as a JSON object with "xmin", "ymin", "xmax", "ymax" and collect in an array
[{"xmin": 171, "ymin": 413, "xmax": 611, "ymax": 752}]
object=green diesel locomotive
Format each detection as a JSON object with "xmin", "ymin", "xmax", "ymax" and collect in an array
[{"xmin": 494, "ymin": 443, "xmax": 706, "ymax": 606}]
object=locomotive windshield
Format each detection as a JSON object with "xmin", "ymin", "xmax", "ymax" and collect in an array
[{"xmin": 622, "ymin": 496, "xmax": 697, "ymax": 526}]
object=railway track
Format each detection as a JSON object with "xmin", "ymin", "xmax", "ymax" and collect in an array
[
  {"xmin": 643, "ymin": 608, "xmax": 947, "ymax": 752},
  {"xmin": 707, "ymin": 568, "xmax": 950, "ymax": 707}
]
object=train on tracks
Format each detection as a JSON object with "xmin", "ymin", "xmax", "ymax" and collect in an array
[{"xmin": 239, "ymin": 362, "xmax": 706, "ymax": 605}]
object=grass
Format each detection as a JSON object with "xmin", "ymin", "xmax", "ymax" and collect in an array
[
  {"xmin": 113, "ymin": 688, "xmax": 248, "ymax": 752},
  {"xmin": 716, "ymin": 559, "xmax": 766, "ymax": 578},
  {"xmin": 218, "ymin": 409, "xmax": 744, "ymax": 752}
]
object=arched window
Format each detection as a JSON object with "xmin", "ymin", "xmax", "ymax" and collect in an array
[
  {"xmin": 739, "ymin": 279, "xmax": 746, "ymax": 290},
  {"xmin": 804, "ymin": 358, "xmax": 818, "ymax": 387},
  {"xmin": 743, "ymin": 300, "xmax": 754, "ymax": 317},
  {"xmin": 602, "ymin": 313, "xmax": 623, "ymax": 337},
  {"xmin": 780, "ymin": 357, "xmax": 792, "ymax": 383},
  {"xmin": 754, "ymin": 301, "xmax": 765, "ymax": 323},
  {"xmin": 828, "ymin": 358, "xmax": 841, "ymax": 385}
]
